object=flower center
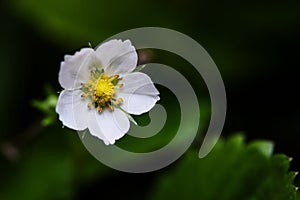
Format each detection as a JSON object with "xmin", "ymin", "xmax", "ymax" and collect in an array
[
  {"xmin": 81, "ymin": 69, "xmax": 123, "ymax": 112},
  {"xmin": 94, "ymin": 76, "xmax": 115, "ymax": 107}
]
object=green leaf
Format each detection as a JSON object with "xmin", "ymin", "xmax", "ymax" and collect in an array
[
  {"xmin": 0, "ymin": 126, "xmax": 109, "ymax": 200},
  {"xmin": 6, "ymin": 0, "xmax": 180, "ymax": 46},
  {"xmin": 150, "ymin": 135, "xmax": 298, "ymax": 200},
  {"xmin": 248, "ymin": 140, "xmax": 274, "ymax": 158},
  {"xmin": 297, "ymin": 190, "xmax": 300, "ymax": 200},
  {"xmin": 32, "ymin": 85, "xmax": 58, "ymax": 126}
]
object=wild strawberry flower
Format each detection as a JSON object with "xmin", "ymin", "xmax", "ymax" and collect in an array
[{"xmin": 56, "ymin": 39, "xmax": 160, "ymax": 145}]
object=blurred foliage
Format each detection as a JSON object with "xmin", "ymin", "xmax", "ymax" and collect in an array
[
  {"xmin": 6, "ymin": 0, "xmax": 180, "ymax": 47},
  {"xmin": 150, "ymin": 135, "xmax": 298, "ymax": 200},
  {"xmin": 1, "ymin": 133, "xmax": 298, "ymax": 200},
  {"xmin": 0, "ymin": 126, "xmax": 108, "ymax": 200},
  {"xmin": 32, "ymin": 86, "xmax": 58, "ymax": 126},
  {"xmin": 5, "ymin": 0, "xmax": 300, "ymax": 83},
  {"xmin": 0, "ymin": 0, "xmax": 299, "ymax": 199}
]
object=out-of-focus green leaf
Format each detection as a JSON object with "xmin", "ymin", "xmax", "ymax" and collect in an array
[
  {"xmin": 0, "ymin": 126, "xmax": 109, "ymax": 200},
  {"xmin": 150, "ymin": 135, "xmax": 298, "ymax": 200},
  {"xmin": 297, "ymin": 191, "xmax": 300, "ymax": 200},
  {"xmin": 248, "ymin": 140, "xmax": 274, "ymax": 158},
  {"xmin": 32, "ymin": 86, "xmax": 58, "ymax": 126},
  {"xmin": 6, "ymin": 0, "xmax": 180, "ymax": 46}
]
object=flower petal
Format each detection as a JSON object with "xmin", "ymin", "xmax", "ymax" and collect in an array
[
  {"xmin": 86, "ymin": 111, "xmax": 110, "ymax": 145},
  {"xmin": 88, "ymin": 108, "xmax": 130, "ymax": 145},
  {"xmin": 59, "ymin": 48, "xmax": 95, "ymax": 90},
  {"xmin": 56, "ymin": 90, "xmax": 90, "ymax": 130},
  {"xmin": 117, "ymin": 72, "xmax": 160, "ymax": 115},
  {"xmin": 95, "ymin": 39, "xmax": 137, "ymax": 76}
]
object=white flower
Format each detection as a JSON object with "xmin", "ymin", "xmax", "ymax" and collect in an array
[{"xmin": 56, "ymin": 39, "xmax": 160, "ymax": 145}]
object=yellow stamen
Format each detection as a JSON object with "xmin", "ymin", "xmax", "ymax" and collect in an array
[
  {"xmin": 81, "ymin": 69, "xmax": 121, "ymax": 112},
  {"xmin": 94, "ymin": 79, "xmax": 115, "ymax": 103},
  {"xmin": 109, "ymin": 75, "xmax": 119, "ymax": 82}
]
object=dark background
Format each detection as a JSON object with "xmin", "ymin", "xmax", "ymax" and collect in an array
[{"xmin": 0, "ymin": 0, "xmax": 299, "ymax": 199}]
